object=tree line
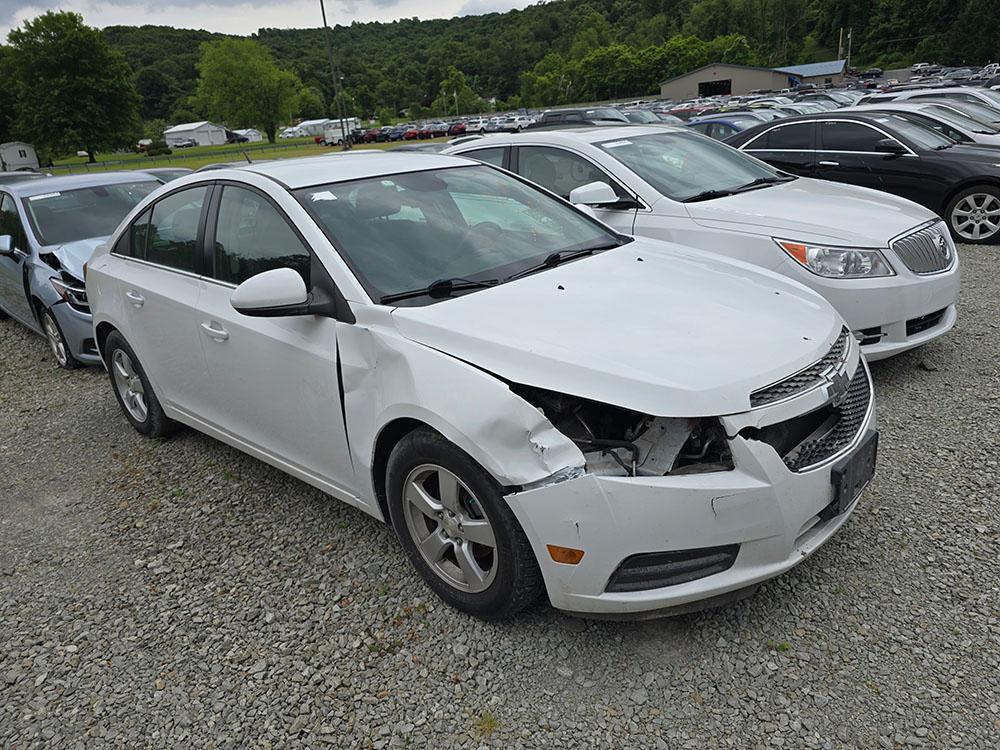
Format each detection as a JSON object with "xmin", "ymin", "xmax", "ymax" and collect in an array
[{"xmin": 0, "ymin": 0, "xmax": 996, "ymax": 160}]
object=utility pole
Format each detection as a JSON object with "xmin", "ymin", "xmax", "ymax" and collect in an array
[
  {"xmin": 846, "ymin": 27, "xmax": 853, "ymax": 71},
  {"xmin": 838, "ymin": 27, "xmax": 843, "ymax": 61},
  {"xmin": 320, "ymin": 0, "xmax": 350, "ymax": 150}
]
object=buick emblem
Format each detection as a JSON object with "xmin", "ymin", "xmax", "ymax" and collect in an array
[
  {"xmin": 935, "ymin": 232, "xmax": 949, "ymax": 257},
  {"xmin": 827, "ymin": 368, "xmax": 850, "ymax": 406}
]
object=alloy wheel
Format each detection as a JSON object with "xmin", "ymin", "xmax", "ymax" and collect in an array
[
  {"xmin": 951, "ymin": 192, "xmax": 1000, "ymax": 241},
  {"xmin": 111, "ymin": 349, "xmax": 148, "ymax": 422},
  {"xmin": 41, "ymin": 312, "xmax": 68, "ymax": 367},
  {"xmin": 402, "ymin": 463, "xmax": 498, "ymax": 593}
]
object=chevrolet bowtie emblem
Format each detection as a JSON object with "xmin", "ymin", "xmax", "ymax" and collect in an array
[{"xmin": 827, "ymin": 368, "xmax": 850, "ymax": 406}]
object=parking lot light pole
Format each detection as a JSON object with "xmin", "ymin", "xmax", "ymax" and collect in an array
[{"xmin": 320, "ymin": 0, "xmax": 350, "ymax": 150}]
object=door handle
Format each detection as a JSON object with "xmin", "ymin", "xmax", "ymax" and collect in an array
[
  {"xmin": 125, "ymin": 290, "xmax": 144, "ymax": 307},
  {"xmin": 818, "ymin": 160, "xmax": 840, "ymax": 167},
  {"xmin": 200, "ymin": 322, "xmax": 229, "ymax": 342}
]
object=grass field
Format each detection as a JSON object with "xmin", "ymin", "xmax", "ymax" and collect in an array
[{"xmin": 50, "ymin": 138, "xmax": 411, "ymax": 174}]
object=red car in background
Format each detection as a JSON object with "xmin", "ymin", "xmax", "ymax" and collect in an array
[
  {"xmin": 403, "ymin": 126, "xmax": 421, "ymax": 140},
  {"xmin": 448, "ymin": 121, "xmax": 467, "ymax": 136},
  {"xmin": 418, "ymin": 124, "xmax": 434, "ymax": 139},
  {"xmin": 363, "ymin": 128, "xmax": 382, "ymax": 143}
]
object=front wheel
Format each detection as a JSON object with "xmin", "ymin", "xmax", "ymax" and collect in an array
[
  {"xmin": 386, "ymin": 428, "xmax": 544, "ymax": 620},
  {"xmin": 104, "ymin": 331, "xmax": 178, "ymax": 437},
  {"xmin": 40, "ymin": 308, "xmax": 79, "ymax": 370},
  {"xmin": 945, "ymin": 186, "xmax": 1000, "ymax": 244}
]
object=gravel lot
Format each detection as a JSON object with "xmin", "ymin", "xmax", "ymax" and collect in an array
[{"xmin": 2, "ymin": 244, "xmax": 998, "ymax": 749}]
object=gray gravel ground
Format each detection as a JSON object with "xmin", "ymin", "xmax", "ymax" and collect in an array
[{"xmin": 1, "ymin": 244, "xmax": 998, "ymax": 749}]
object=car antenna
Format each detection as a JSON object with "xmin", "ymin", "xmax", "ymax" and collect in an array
[{"xmin": 242, "ymin": 150, "xmax": 253, "ymax": 164}]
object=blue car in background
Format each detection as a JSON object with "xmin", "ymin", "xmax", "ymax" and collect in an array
[
  {"xmin": 687, "ymin": 111, "xmax": 783, "ymax": 140},
  {"xmin": 0, "ymin": 173, "xmax": 160, "ymax": 368}
]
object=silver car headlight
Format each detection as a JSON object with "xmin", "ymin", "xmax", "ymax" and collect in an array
[{"xmin": 774, "ymin": 239, "xmax": 895, "ymax": 278}]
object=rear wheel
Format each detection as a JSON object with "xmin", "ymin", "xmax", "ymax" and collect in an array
[
  {"xmin": 104, "ymin": 331, "xmax": 178, "ymax": 437},
  {"xmin": 945, "ymin": 186, "xmax": 1000, "ymax": 244},
  {"xmin": 386, "ymin": 428, "xmax": 544, "ymax": 620},
  {"xmin": 40, "ymin": 308, "xmax": 79, "ymax": 370}
]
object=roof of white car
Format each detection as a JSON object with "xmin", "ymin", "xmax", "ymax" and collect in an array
[
  {"xmin": 6, "ymin": 170, "xmax": 161, "ymax": 197},
  {"xmin": 448, "ymin": 125, "xmax": 678, "ymax": 149},
  {"xmin": 237, "ymin": 152, "xmax": 479, "ymax": 189}
]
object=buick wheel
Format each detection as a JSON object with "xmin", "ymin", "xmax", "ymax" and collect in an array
[
  {"xmin": 104, "ymin": 331, "xmax": 178, "ymax": 437},
  {"xmin": 946, "ymin": 186, "xmax": 1000, "ymax": 244},
  {"xmin": 386, "ymin": 428, "xmax": 544, "ymax": 620},
  {"xmin": 40, "ymin": 309, "xmax": 79, "ymax": 370}
]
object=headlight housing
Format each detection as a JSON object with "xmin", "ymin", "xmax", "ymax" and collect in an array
[
  {"xmin": 50, "ymin": 274, "xmax": 90, "ymax": 313},
  {"xmin": 775, "ymin": 239, "xmax": 895, "ymax": 278}
]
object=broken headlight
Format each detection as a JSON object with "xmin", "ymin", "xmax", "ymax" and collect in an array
[
  {"xmin": 49, "ymin": 273, "xmax": 90, "ymax": 313},
  {"xmin": 511, "ymin": 384, "xmax": 733, "ymax": 477}
]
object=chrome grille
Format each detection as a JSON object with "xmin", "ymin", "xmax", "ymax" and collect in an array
[
  {"xmin": 784, "ymin": 364, "xmax": 873, "ymax": 472},
  {"xmin": 750, "ymin": 328, "xmax": 850, "ymax": 408},
  {"xmin": 891, "ymin": 223, "xmax": 953, "ymax": 275}
]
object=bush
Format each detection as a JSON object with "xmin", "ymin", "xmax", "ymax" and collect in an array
[{"xmin": 145, "ymin": 140, "xmax": 172, "ymax": 156}]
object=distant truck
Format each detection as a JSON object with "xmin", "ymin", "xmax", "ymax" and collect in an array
[
  {"xmin": 321, "ymin": 118, "xmax": 364, "ymax": 145},
  {"xmin": 1, "ymin": 141, "xmax": 40, "ymax": 171}
]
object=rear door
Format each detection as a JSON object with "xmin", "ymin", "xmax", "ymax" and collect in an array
[
  {"xmin": 195, "ymin": 182, "xmax": 355, "ymax": 495},
  {"xmin": 740, "ymin": 122, "xmax": 817, "ymax": 175},
  {"xmin": 814, "ymin": 120, "xmax": 890, "ymax": 191},
  {"xmin": 0, "ymin": 192, "xmax": 35, "ymax": 326},
  {"xmin": 110, "ymin": 184, "xmax": 212, "ymax": 414}
]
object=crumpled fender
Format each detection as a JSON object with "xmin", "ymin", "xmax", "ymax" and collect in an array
[{"xmin": 337, "ymin": 306, "xmax": 585, "ymax": 513}]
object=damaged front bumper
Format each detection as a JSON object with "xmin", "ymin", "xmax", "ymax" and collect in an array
[{"xmin": 504, "ymin": 367, "xmax": 876, "ymax": 618}]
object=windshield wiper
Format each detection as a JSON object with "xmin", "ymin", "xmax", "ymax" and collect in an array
[
  {"xmin": 503, "ymin": 240, "xmax": 624, "ymax": 282},
  {"xmin": 379, "ymin": 277, "xmax": 499, "ymax": 304},
  {"xmin": 734, "ymin": 175, "xmax": 796, "ymax": 192},
  {"xmin": 681, "ymin": 189, "xmax": 737, "ymax": 203},
  {"xmin": 934, "ymin": 143, "xmax": 955, "ymax": 150}
]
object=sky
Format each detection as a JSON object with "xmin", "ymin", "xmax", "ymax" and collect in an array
[{"xmin": 0, "ymin": 0, "xmax": 533, "ymax": 38}]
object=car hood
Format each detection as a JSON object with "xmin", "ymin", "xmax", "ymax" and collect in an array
[
  {"xmin": 390, "ymin": 239, "xmax": 842, "ymax": 417},
  {"xmin": 44, "ymin": 237, "xmax": 107, "ymax": 279},
  {"xmin": 944, "ymin": 144, "xmax": 1000, "ymax": 162},
  {"xmin": 685, "ymin": 177, "xmax": 937, "ymax": 245}
]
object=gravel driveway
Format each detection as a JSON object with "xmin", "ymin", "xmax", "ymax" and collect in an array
[{"xmin": 1, "ymin": 245, "xmax": 998, "ymax": 749}]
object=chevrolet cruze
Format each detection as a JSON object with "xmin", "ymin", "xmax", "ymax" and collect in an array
[{"xmin": 87, "ymin": 154, "xmax": 878, "ymax": 620}]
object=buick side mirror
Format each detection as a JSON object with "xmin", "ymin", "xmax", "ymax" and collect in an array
[
  {"xmin": 231, "ymin": 268, "xmax": 309, "ymax": 317},
  {"xmin": 0, "ymin": 235, "xmax": 11, "ymax": 256},
  {"xmin": 875, "ymin": 138, "xmax": 906, "ymax": 155},
  {"xmin": 569, "ymin": 181, "xmax": 619, "ymax": 206}
]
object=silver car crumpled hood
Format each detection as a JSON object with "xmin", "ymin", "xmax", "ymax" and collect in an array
[
  {"xmin": 685, "ymin": 177, "xmax": 938, "ymax": 247},
  {"xmin": 390, "ymin": 239, "xmax": 843, "ymax": 418},
  {"xmin": 46, "ymin": 237, "xmax": 107, "ymax": 280}
]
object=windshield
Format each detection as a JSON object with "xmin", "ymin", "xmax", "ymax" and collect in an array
[
  {"xmin": 939, "ymin": 99, "xmax": 1000, "ymax": 124},
  {"xmin": 974, "ymin": 88, "xmax": 1000, "ymax": 108},
  {"xmin": 867, "ymin": 113, "xmax": 956, "ymax": 149},
  {"xmin": 23, "ymin": 181, "xmax": 159, "ymax": 246},
  {"xmin": 625, "ymin": 110, "xmax": 658, "ymax": 123},
  {"xmin": 585, "ymin": 108, "xmax": 629, "ymax": 122},
  {"xmin": 924, "ymin": 104, "xmax": 1000, "ymax": 133},
  {"xmin": 922, "ymin": 105, "xmax": 1000, "ymax": 134},
  {"xmin": 597, "ymin": 131, "xmax": 781, "ymax": 201},
  {"xmin": 295, "ymin": 166, "xmax": 619, "ymax": 304}
]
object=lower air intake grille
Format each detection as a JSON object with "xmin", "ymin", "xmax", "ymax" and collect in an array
[
  {"xmin": 891, "ymin": 223, "xmax": 953, "ymax": 275},
  {"xmin": 750, "ymin": 328, "xmax": 850, "ymax": 408},
  {"xmin": 605, "ymin": 545, "xmax": 740, "ymax": 592},
  {"xmin": 783, "ymin": 364, "xmax": 872, "ymax": 471},
  {"xmin": 906, "ymin": 308, "xmax": 946, "ymax": 337}
]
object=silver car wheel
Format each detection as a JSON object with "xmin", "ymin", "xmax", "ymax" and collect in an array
[
  {"xmin": 951, "ymin": 192, "xmax": 1000, "ymax": 241},
  {"xmin": 402, "ymin": 463, "xmax": 498, "ymax": 593},
  {"xmin": 41, "ymin": 311, "xmax": 68, "ymax": 367},
  {"xmin": 111, "ymin": 349, "xmax": 148, "ymax": 422}
]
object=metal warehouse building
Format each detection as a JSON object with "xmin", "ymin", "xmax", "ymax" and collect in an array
[
  {"xmin": 659, "ymin": 60, "xmax": 846, "ymax": 100},
  {"xmin": 163, "ymin": 121, "xmax": 228, "ymax": 147}
]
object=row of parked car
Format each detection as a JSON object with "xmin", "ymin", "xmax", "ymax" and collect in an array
[{"xmin": 1, "ymin": 105, "xmax": 970, "ymax": 620}]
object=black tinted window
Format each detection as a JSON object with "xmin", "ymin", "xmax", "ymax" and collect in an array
[
  {"xmin": 518, "ymin": 146, "xmax": 620, "ymax": 200},
  {"xmin": 214, "ymin": 186, "xmax": 311, "ymax": 286},
  {"xmin": 754, "ymin": 123, "xmax": 813, "ymax": 150},
  {"xmin": 147, "ymin": 187, "xmax": 208, "ymax": 272},
  {"xmin": 820, "ymin": 121, "xmax": 885, "ymax": 151},
  {"xmin": 127, "ymin": 208, "xmax": 152, "ymax": 259},
  {"xmin": 0, "ymin": 194, "xmax": 27, "ymax": 249},
  {"xmin": 459, "ymin": 148, "xmax": 505, "ymax": 167}
]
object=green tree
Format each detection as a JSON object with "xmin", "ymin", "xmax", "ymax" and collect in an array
[
  {"xmin": 297, "ymin": 86, "xmax": 326, "ymax": 119},
  {"xmin": 195, "ymin": 38, "xmax": 301, "ymax": 143},
  {"xmin": 431, "ymin": 67, "xmax": 483, "ymax": 116},
  {"xmin": 8, "ymin": 11, "xmax": 141, "ymax": 162}
]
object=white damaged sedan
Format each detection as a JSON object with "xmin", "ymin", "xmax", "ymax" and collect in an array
[{"xmin": 87, "ymin": 154, "xmax": 877, "ymax": 619}]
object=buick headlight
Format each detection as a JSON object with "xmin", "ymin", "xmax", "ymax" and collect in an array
[{"xmin": 775, "ymin": 239, "xmax": 894, "ymax": 278}]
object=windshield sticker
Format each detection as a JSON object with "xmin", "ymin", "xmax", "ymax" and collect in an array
[
  {"xmin": 309, "ymin": 191, "xmax": 338, "ymax": 202},
  {"xmin": 29, "ymin": 192, "xmax": 61, "ymax": 201},
  {"xmin": 603, "ymin": 140, "xmax": 632, "ymax": 148}
]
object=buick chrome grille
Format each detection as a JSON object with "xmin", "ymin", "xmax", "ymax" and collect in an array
[{"xmin": 891, "ymin": 222, "xmax": 953, "ymax": 275}]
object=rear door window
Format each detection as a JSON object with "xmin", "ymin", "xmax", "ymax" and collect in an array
[
  {"xmin": 748, "ymin": 123, "xmax": 814, "ymax": 150},
  {"xmin": 458, "ymin": 148, "xmax": 506, "ymax": 167},
  {"xmin": 146, "ymin": 186, "xmax": 209, "ymax": 273}
]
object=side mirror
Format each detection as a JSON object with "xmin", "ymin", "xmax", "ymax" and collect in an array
[
  {"xmin": 0, "ymin": 235, "xmax": 11, "ymax": 256},
  {"xmin": 568, "ymin": 181, "xmax": 619, "ymax": 206},
  {"xmin": 875, "ymin": 138, "xmax": 906, "ymax": 155},
  {"xmin": 231, "ymin": 268, "xmax": 309, "ymax": 317}
]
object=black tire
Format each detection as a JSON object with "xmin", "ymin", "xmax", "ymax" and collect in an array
[
  {"xmin": 0, "ymin": 306, "xmax": 8, "ymax": 319},
  {"xmin": 386, "ymin": 427, "xmax": 544, "ymax": 620},
  {"xmin": 39, "ymin": 307, "xmax": 80, "ymax": 370},
  {"xmin": 944, "ymin": 185, "xmax": 1000, "ymax": 245},
  {"xmin": 103, "ymin": 331, "xmax": 179, "ymax": 438}
]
